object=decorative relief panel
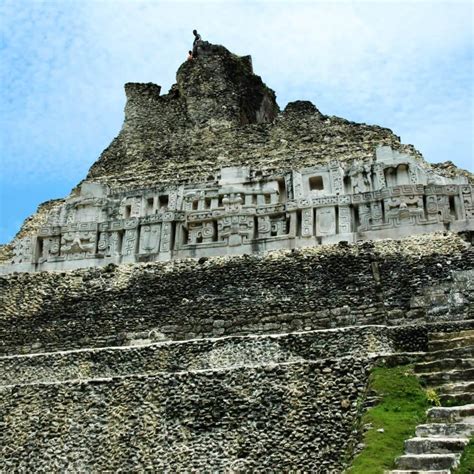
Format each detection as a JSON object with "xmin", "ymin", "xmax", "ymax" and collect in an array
[
  {"xmin": 108, "ymin": 232, "xmax": 122, "ymax": 257},
  {"xmin": 384, "ymin": 195, "xmax": 424, "ymax": 227},
  {"xmin": 158, "ymin": 223, "xmax": 170, "ymax": 252},
  {"xmin": 370, "ymin": 202, "xmax": 384, "ymax": 228},
  {"xmin": 357, "ymin": 203, "xmax": 371, "ymax": 232},
  {"xmin": 168, "ymin": 190, "xmax": 178, "ymax": 210},
  {"xmin": 373, "ymin": 163, "xmax": 386, "ymax": 190},
  {"xmin": 292, "ymin": 171, "xmax": 304, "ymax": 199},
  {"xmin": 461, "ymin": 186, "xmax": 474, "ymax": 219},
  {"xmin": 39, "ymin": 236, "xmax": 61, "ymax": 263},
  {"xmin": 348, "ymin": 160, "xmax": 372, "ymax": 194},
  {"xmin": 338, "ymin": 206, "xmax": 352, "ymax": 234},
  {"xmin": 285, "ymin": 173, "xmax": 294, "ymax": 200},
  {"xmin": 316, "ymin": 207, "xmax": 336, "ymax": 236},
  {"xmin": 97, "ymin": 232, "xmax": 109, "ymax": 256},
  {"xmin": 12, "ymin": 237, "xmax": 34, "ymax": 264},
  {"xmin": 188, "ymin": 221, "xmax": 216, "ymax": 244},
  {"xmin": 270, "ymin": 215, "xmax": 287, "ymax": 237},
  {"xmin": 329, "ymin": 161, "xmax": 344, "ymax": 195},
  {"xmin": 425, "ymin": 194, "xmax": 451, "ymax": 223},
  {"xmin": 219, "ymin": 215, "xmax": 254, "ymax": 246},
  {"xmin": 6, "ymin": 157, "xmax": 472, "ymax": 271},
  {"xmin": 61, "ymin": 231, "xmax": 96, "ymax": 260},
  {"xmin": 409, "ymin": 165, "xmax": 418, "ymax": 184},
  {"xmin": 139, "ymin": 224, "xmax": 161, "ymax": 253},
  {"xmin": 257, "ymin": 215, "xmax": 271, "ymax": 239},
  {"xmin": 301, "ymin": 208, "xmax": 314, "ymax": 237},
  {"xmin": 123, "ymin": 229, "xmax": 138, "ymax": 256}
]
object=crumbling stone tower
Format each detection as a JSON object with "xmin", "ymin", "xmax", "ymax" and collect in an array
[{"xmin": 0, "ymin": 43, "xmax": 473, "ymax": 472}]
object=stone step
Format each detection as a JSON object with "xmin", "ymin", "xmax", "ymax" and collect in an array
[
  {"xmin": 421, "ymin": 345, "xmax": 474, "ymax": 362},
  {"xmin": 414, "ymin": 358, "xmax": 474, "ymax": 374},
  {"xmin": 418, "ymin": 368, "xmax": 474, "ymax": 386},
  {"xmin": 384, "ymin": 469, "xmax": 451, "ymax": 474},
  {"xmin": 427, "ymin": 404, "xmax": 474, "ymax": 422},
  {"xmin": 429, "ymin": 329, "xmax": 474, "ymax": 341},
  {"xmin": 435, "ymin": 381, "xmax": 474, "ymax": 395},
  {"xmin": 416, "ymin": 422, "xmax": 474, "ymax": 438},
  {"xmin": 387, "ymin": 470, "xmax": 450, "ymax": 474},
  {"xmin": 428, "ymin": 335, "xmax": 474, "ymax": 352},
  {"xmin": 395, "ymin": 453, "xmax": 459, "ymax": 471},
  {"xmin": 439, "ymin": 392, "xmax": 474, "ymax": 406},
  {"xmin": 404, "ymin": 437, "xmax": 469, "ymax": 454}
]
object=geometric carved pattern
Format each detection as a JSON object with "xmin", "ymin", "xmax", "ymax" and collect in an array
[{"xmin": 7, "ymin": 156, "xmax": 473, "ymax": 271}]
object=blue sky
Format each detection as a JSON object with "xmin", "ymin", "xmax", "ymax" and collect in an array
[{"xmin": 1, "ymin": 0, "xmax": 473, "ymax": 243}]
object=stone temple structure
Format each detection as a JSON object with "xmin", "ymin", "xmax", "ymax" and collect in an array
[
  {"xmin": 2, "ymin": 43, "xmax": 473, "ymax": 274},
  {"xmin": 1, "ymin": 42, "xmax": 473, "ymax": 472}
]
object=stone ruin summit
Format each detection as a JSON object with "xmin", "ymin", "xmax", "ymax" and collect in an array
[{"xmin": 1, "ymin": 42, "xmax": 473, "ymax": 472}]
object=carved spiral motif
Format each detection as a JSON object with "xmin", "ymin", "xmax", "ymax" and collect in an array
[
  {"xmin": 49, "ymin": 241, "xmax": 60, "ymax": 255},
  {"xmin": 202, "ymin": 224, "xmax": 214, "ymax": 237}
]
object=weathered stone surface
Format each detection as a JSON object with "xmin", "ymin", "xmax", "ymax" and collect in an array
[
  {"xmin": 2, "ymin": 320, "xmax": 474, "ymax": 388},
  {"xmin": 0, "ymin": 233, "xmax": 472, "ymax": 355},
  {"xmin": 0, "ymin": 357, "xmax": 372, "ymax": 472}
]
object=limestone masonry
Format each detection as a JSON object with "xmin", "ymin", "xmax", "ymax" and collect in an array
[
  {"xmin": 1, "ymin": 42, "xmax": 473, "ymax": 472},
  {"xmin": 1, "ymin": 42, "xmax": 473, "ymax": 273}
]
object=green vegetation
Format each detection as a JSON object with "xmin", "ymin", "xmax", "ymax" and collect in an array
[
  {"xmin": 425, "ymin": 387, "xmax": 441, "ymax": 407},
  {"xmin": 454, "ymin": 438, "xmax": 474, "ymax": 474},
  {"xmin": 348, "ymin": 365, "xmax": 430, "ymax": 474}
]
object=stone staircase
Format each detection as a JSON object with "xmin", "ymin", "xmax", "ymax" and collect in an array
[{"xmin": 389, "ymin": 329, "xmax": 474, "ymax": 474}]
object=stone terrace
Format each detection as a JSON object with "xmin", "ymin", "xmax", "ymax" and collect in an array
[
  {"xmin": 1, "ymin": 232, "xmax": 473, "ymax": 472},
  {"xmin": 1, "ymin": 233, "xmax": 472, "ymax": 356}
]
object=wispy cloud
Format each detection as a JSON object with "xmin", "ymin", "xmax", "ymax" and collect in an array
[{"xmin": 0, "ymin": 0, "xmax": 472, "ymax": 242}]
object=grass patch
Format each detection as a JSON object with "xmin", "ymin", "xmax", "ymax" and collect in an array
[
  {"xmin": 454, "ymin": 438, "xmax": 474, "ymax": 474},
  {"xmin": 347, "ymin": 365, "xmax": 430, "ymax": 474}
]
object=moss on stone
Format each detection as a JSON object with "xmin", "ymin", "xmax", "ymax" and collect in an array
[{"xmin": 348, "ymin": 365, "xmax": 430, "ymax": 474}]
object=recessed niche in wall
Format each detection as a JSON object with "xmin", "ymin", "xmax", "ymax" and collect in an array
[
  {"xmin": 146, "ymin": 197, "xmax": 154, "ymax": 213},
  {"xmin": 159, "ymin": 195, "xmax": 169, "ymax": 209},
  {"xmin": 309, "ymin": 176, "xmax": 324, "ymax": 191}
]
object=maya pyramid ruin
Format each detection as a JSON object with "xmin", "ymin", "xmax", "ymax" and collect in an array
[{"xmin": 1, "ymin": 41, "xmax": 473, "ymax": 472}]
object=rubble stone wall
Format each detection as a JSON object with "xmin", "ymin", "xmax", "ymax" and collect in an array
[
  {"xmin": 0, "ymin": 326, "xmax": 390, "ymax": 386},
  {"xmin": 1, "ymin": 233, "xmax": 472, "ymax": 356},
  {"xmin": 0, "ymin": 357, "xmax": 372, "ymax": 472},
  {"xmin": 2, "ymin": 319, "xmax": 474, "ymax": 387}
]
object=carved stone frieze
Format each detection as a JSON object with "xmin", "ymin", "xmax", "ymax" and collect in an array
[{"xmin": 3, "ymin": 149, "xmax": 472, "ymax": 273}]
